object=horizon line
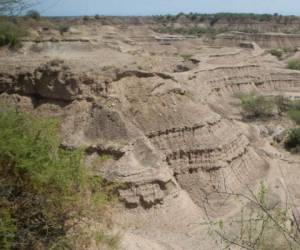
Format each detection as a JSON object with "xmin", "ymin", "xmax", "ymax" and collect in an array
[{"xmin": 39, "ymin": 12, "xmax": 300, "ymax": 17}]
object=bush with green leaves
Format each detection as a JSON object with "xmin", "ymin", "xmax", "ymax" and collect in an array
[
  {"xmin": 0, "ymin": 107, "xmax": 117, "ymax": 249},
  {"xmin": 83, "ymin": 15, "xmax": 90, "ymax": 21},
  {"xmin": 0, "ymin": 20, "xmax": 27, "ymax": 48},
  {"xmin": 283, "ymin": 47, "xmax": 298, "ymax": 53},
  {"xmin": 287, "ymin": 109, "xmax": 300, "ymax": 125},
  {"xmin": 285, "ymin": 127, "xmax": 300, "ymax": 152},
  {"xmin": 288, "ymin": 59, "xmax": 300, "ymax": 70},
  {"xmin": 26, "ymin": 10, "xmax": 41, "ymax": 20},
  {"xmin": 268, "ymin": 49, "xmax": 283, "ymax": 59},
  {"xmin": 238, "ymin": 92, "xmax": 275, "ymax": 118},
  {"xmin": 277, "ymin": 97, "xmax": 300, "ymax": 124},
  {"xmin": 56, "ymin": 23, "xmax": 70, "ymax": 34},
  {"xmin": 274, "ymin": 95, "xmax": 291, "ymax": 114}
]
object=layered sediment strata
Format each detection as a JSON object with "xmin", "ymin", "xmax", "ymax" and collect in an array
[
  {"xmin": 0, "ymin": 52, "xmax": 277, "ymax": 211},
  {"xmin": 107, "ymin": 72, "xmax": 268, "ymax": 210},
  {"xmin": 0, "ymin": 59, "xmax": 106, "ymax": 102},
  {"xmin": 183, "ymin": 53, "xmax": 300, "ymax": 99},
  {"xmin": 0, "ymin": 42, "xmax": 293, "ymax": 213},
  {"xmin": 210, "ymin": 32, "xmax": 300, "ymax": 48}
]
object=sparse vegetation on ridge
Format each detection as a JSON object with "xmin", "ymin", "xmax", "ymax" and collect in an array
[
  {"xmin": 154, "ymin": 26, "xmax": 226, "ymax": 37},
  {"xmin": 153, "ymin": 12, "xmax": 297, "ymax": 27}
]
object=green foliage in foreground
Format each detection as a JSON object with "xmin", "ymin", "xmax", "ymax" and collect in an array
[
  {"xmin": 0, "ymin": 20, "xmax": 27, "ymax": 48},
  {"xmin": 237, "ymin": 92, "xmax": 275, "ymax": 118},
  {"xmin": 0, "ymin": 108, "xmax": 117, "ymax": 249},
  {"xmin": 212, "ymin": 183, "xmax": 300, "ymax": 250},
  {"xmin": 288, "ymin": 59, "xmax": 300, "ymax": 70},
  {"xmin": 0, "ymin": 108, "xmax": 83, "ymax": 249}
]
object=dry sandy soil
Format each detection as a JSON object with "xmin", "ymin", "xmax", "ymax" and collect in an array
[{"xmin": 1, "ymin": 18, "xmax": 300, "ymax": 249}]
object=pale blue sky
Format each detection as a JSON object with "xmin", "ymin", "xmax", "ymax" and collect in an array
[{"xmin": 36, "ymin": 0, "xmax": 300, "ymax": 16}]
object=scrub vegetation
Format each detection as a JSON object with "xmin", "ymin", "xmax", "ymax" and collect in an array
[
  {"xmin": 0, "ymin": 106, "xmax": 119, "ymax": 249},
  {"xmin": 210, "ymin": 183, "xmax": 300, "ymax": 250},
  {"xmin": 236, "ymin": 92, "xmax": 300, "ymax": 152}
]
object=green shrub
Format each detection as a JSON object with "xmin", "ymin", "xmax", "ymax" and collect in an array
[
  {"xmin": 282, "ymin": 47, "xmax": 298, "ymax": 53},
  {"xmin": 285, "ymin": 127, "xmax": 300, "ymax": 152},
  {"xmin": 287, "ymin": 109, "xmax": 300, "ymax": 125},
  {"xmin": 0, "ymin": 108, "xmax": 84, "ymax": 248},
  {"xmin": 95, "ymin": 14, "xmax": 101, "ymax": 20},
  {"xmin": 26, "ymin": 10, "xmax": 41, "ymax": 20},
  {"xmin": 83, "ymin": 16, "xmax": 90, "ymax": 21},
  {"xmin": 181, "ymin": 54, "xmax": 193, "ymax": 60},
  {"xmin": 0, "ymin": 107, "xmax": 117, "ymax": 249},
  {"xmin": 268, "ymin": 49, "xmax": 283, "ymax": 59},
  {"xmin": 290, "ymin": 99, "xmax": 300, "ymax": 110},
  {"xmin": 0, "ymin": 21, "xmax": 27, "ymax": 48},
  {"xmin": 279, "ymin": 98, "xmax": 300, "ymax": 124},
  {"xmin": 238, "ymin": 92, "xmax": 275, "ymax": 118},
  {"xmin": 274, "ymin": 95, "xmax": 291, "ymax": 113},
  {"xmin": 0, "ymin": 205, "xmax": 16, "ymax": 250},
  {"xmin": 56, "ymin": 23, "xmax": 70, "ymax": 34},
  {"xmin": 288, "ymin": 59, "xmax": 300, "ymax": 70}
]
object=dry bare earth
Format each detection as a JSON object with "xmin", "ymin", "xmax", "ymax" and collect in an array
[{"xmin": 1, "ymin": 18, "xmax": 300, "ymax": 249}]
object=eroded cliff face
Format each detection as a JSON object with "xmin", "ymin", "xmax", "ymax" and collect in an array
[
  {"xmin": 209, "ymin": 32, "xmax": 300, "ymax": 48},
  {"xmin": 151, "ymin": 14, "xmax": 300, "ymax": 49},
  {"xmin": 1, "ymin": 22, "xmax": 300, "ymax": 249}
]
